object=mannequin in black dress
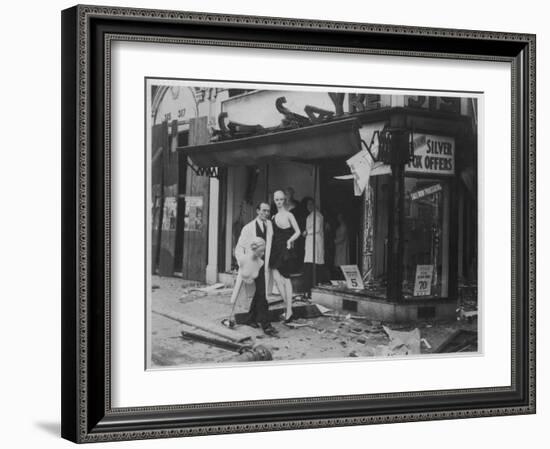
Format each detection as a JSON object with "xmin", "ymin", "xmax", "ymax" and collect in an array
[
  {"xmin": 285, "ymin": 187, "xmax": 306, "ymax": 271},
  {"xmin": 269, "ymin": 190, "xmax": 301, "ymax": 321}
]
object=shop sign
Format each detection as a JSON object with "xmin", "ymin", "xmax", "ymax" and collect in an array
[
  {"xmin": 340, "ymin": 265, "xmax": 365, "ymax": 290},
  {"xmin": 410, "ymin": 183, "xmax": 442, "ymax": 201},
  {"xmin": 406, "ymin": 134, "xmax": 455, "ymax": 175},
  {"xmin": 413, "ymin": 265, "xmax": 434, "ymax": 296}
]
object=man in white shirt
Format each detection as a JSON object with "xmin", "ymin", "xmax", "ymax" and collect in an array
[{"xmin": 233, "ymin": 202, "xmax": 278, "ymax": 336}]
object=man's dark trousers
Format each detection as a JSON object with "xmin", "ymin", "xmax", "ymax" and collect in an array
[
  {"xmin": 246, "ymin": 220, "xmax": 270, "ymax": 328},
  {"xmin": 247, "ymin": 265, "xmax": 269, "ymax": 328}
]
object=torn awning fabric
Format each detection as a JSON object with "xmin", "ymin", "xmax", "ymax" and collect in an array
[{"xmin": 177, "ymin": 118, "xmax": 361, "ymax": 168}]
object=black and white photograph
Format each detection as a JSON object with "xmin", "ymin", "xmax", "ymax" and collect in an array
[{"xmin": 146, "ymin": 81, "xmax": 480, "ymax": 367}]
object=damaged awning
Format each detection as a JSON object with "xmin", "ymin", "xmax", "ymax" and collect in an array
[{"xmin": 178, "ymin": 118, "xmax": 361, "ymax": 168}]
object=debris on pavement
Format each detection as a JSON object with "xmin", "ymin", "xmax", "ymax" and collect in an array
[
  {"xmin": 191, "ymin": 282, "xmax": 225, "ymax": 293},
  {"xmin": 381, "ymin": 325, "xmax": 421, "ymax": 355},
  {"xmin": 283, "ymin": 320, "xmax": 314, "ymax": 329},
  {"xmin": 421, "ymin": 338, "xmax": 432, "ymax": 349},
  {"xmin": 364, "ymin": 324, "xmax": 385, "ymax": 334},
  {"xmin": 150, "ymin": 276, "xmax": 479, "ymax": 366},
  {"xmin": 434, "ymin": 329, "xmax": 478, "ymax": 353},
  {"xmin": 178, "ymin": 283, "xmax": 230, "ymax": 300},
  {"xmin": 315, "ymin": 304, "xmax": 332, "ymax": 315},
  {"xmin": 457, "ymin": 307, "xmax": 478, "ymax": 322},
  {"xmin": 322, "ymin": 311, "xmax": 370, "ymax": 321}
]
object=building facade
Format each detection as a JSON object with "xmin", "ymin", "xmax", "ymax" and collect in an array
[{"xmin": 150, "ymin": 83, "xmax": 478, "ymax": 321}]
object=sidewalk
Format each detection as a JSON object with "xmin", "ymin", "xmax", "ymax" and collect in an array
[{"xmin": 150, "ymin": 275, "xmax": 477, "ymax": 367}]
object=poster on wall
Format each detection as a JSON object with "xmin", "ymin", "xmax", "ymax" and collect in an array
[
  {"xmin": 184, "ymin": 195, "xmax": 203, "ymax": 232},
  {"xmin": 161, "ymin": 197, "xmax": 177, "ymax": 231}
]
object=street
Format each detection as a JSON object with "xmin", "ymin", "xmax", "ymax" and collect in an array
[{"xmin": 150, "ymin": 275, "xmax": 478, "ymax": 367}]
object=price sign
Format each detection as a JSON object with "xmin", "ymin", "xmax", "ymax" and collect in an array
[
  {"xmin": 413, "ymin": 265, "xmax": 434, "ymax": 296},
  {"xmin": 340, "ymin": 265, "xmax": 365, "ymax": 290}
]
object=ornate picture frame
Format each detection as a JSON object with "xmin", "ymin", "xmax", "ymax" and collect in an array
[{"xmin": 61, "ymin": 4, "xmax": 535, "ymax": 443}]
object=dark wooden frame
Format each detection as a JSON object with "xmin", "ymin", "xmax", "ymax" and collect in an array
[{"xmin": 61, "ymin": 4, "xmax": 536, "ymax": 443}]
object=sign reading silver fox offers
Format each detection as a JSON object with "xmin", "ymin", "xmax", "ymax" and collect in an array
[{"xmin": 406, "ymin": 134, "xmax": 455, "ymax": 175}]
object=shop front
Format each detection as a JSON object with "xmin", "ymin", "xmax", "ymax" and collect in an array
[
  {"xmin": 178, "ymin": 104, "xmax": 476, "ymax": 323},
  {"xmin": 311, "ymin": 108, "xmax": 476, "ymax": 322}
]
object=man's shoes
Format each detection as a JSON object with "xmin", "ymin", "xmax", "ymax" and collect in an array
[
  {"xmin": 262, "ymin": 325, "xmax": 279, "ymax": 337},
  {"xmin": 244, "ymin": 320, "xmax": 260, "ymax": 329}
]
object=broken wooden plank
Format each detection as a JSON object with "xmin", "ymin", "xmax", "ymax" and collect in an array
[
  {"xmin": 179, "ymin": 326, "xmax": 273, "ymax": 362},
  {"xmin": 152, "ymin": 308, "xmax": 251, "ymax": 343},
  {"xmin": 180, "ymin": 326, "xmax": 250, "ymax": 352},
  {"xmin": 321, "ymin": 312, "xmax": 370, "ymax": 322}
]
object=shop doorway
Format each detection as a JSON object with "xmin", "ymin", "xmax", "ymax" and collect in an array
[{"xmin": 320, "ymin": 158, "xmax": 363, "ymax": 278}]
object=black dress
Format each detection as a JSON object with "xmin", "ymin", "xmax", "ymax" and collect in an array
[
  {"xmin": 290, "ymin": 204, "xmax": 306, "ymax": 271},
  {"xmin": 269, "ymin": 218, "xmax": 298, "ymax": 278}
]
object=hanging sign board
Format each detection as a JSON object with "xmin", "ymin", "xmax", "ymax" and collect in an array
[
  {"xmin": 413, "ymin": 265, "xmax": 434, "ymax": 297},
  {"xmin": 406, "ymin": 134, "xmax": 455, "ymax": 175},
  {"xmin": 345, "ymin": 149, "xmax": 391, "ymax": 196},
  {"xmin": 346, "ymin": 149, "xmax": 374, "ymax": 196},
  {"xmin": 340, "ymin": 265, "xmax": 365, "ymax": 290}
]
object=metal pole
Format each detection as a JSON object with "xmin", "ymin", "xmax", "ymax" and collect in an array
[
  {"xmin": 387, "ymin": 162, "xmax": 404, "ymax": 300},
  {"xmin": 312, "ymin": 164, "xmax": 318, "ymax": 287}
]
